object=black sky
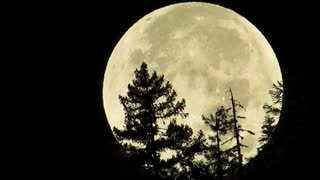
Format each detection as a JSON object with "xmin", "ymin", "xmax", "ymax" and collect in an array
[{"xmin": 3, "ymin": 0, "xmax": 318, "ymax": 177}]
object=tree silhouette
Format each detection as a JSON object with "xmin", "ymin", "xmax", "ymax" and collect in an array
[
  {"xmin": 259, "ymin": 81, "xmax": 283, "ymax": 145},
  {"xmin": 113, "ymin": 62, "xmax": 193, "ymax": 177},
  {"xmin": 200, "ymin": 89, "xmax": 255, "ymax": 179},
  {"xmin": 258, "ymin": 113, "xmax": 276, "ymax": 144},
  {"xmin": 174, "ymin": 130, "xmax": 207, "ymax": 179},
  {"xmin": 202, "ymin": 106, "xmax": 233, "ymax": 179},
  {"xmin": 269, "ymin": 81, "xmax": 283, "ymax": 105},
  {"xmin": 225, "ymin": 88, "xmax": 255, "ymax": 176}
]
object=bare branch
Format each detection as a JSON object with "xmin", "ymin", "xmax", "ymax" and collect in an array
[{"xmin": 222, "ymin": 137, "xmax": 234, "ymax": 145}]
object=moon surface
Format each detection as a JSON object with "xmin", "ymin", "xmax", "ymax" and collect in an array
[{"xmin": 103, "ymin": 2, "xmax": 282, "ymax": 159}]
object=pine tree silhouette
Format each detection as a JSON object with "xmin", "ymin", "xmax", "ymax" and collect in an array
[
  {"xmin": 174, "ymin": 130, "xmax": 207, "ymax": 179},
  {"xmin": 200, "ymin": 89, "xmax": 255, "ymax": 179},
  {"xmin": 259, "ymin": 113, "xmax": 276, "ymax": 144},
  {"xmin": 202, "ymin": 106, "xmax": 233, "ymax": 180},
  {"xmin": 269, "ymin": 81, "xmax": 283, "ymax": 105},
  {"xmin": 225, "ymin": 88, "xmax": 255, "ymax": 177},
  {"xmin": 113, "ymin": 62, "xmax": 193, "ymax": 177},
  {"xmin": 259, "ymin": 81, "xmax": 283, "ymax": 145}
]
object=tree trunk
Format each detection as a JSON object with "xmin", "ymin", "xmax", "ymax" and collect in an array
[
  {"xmin": 213, "ymin": 114, "xmax": 223, "ymax": 180},
  {"xmin": 146, "ymin": 92, "xmax": 159, "ymax": 176},
  {"xmin": 229, "ymin": 88, "xmax": 243, "ymax": 173}
]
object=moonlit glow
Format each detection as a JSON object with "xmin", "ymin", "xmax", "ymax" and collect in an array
[{"xmin": 103, "ymin": 2, "xmax": 282, "ymax": 160}]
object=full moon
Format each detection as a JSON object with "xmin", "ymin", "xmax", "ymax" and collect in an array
[{"xmin": 103, "ymin": 2, "xmax": 282, "ymax": 159}]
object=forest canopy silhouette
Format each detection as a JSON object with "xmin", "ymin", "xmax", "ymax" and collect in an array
[{"xmin": 112, "ymin": 62, "xmax": 283, "ymax": 179}]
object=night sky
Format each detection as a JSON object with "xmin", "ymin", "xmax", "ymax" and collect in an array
[{"xmin": 3, "ymin": 0, "xmax": 317, "ymax": 177}]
